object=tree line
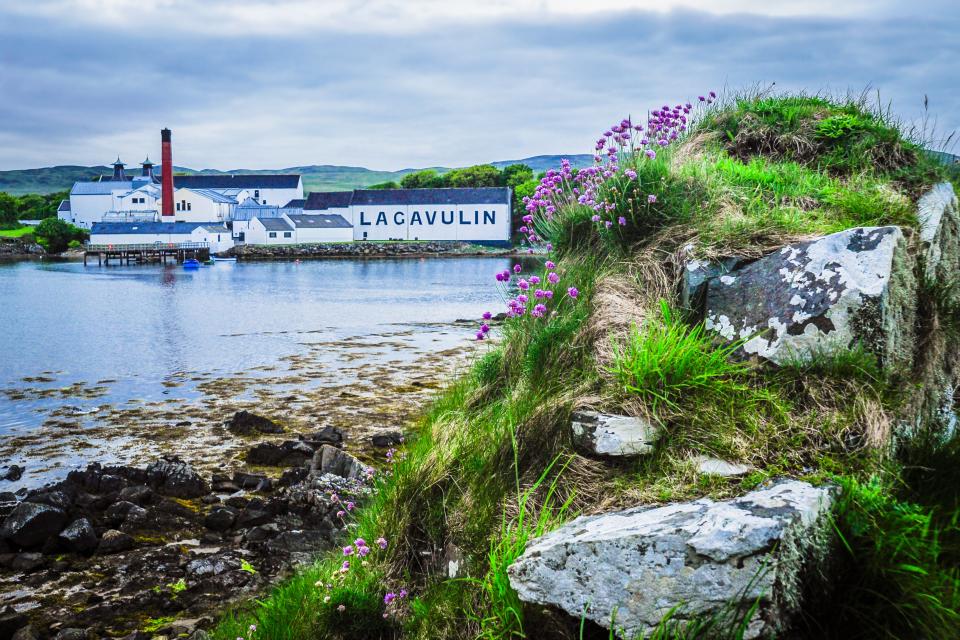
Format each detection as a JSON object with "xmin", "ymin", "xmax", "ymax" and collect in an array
[
  {"xmin": 0, "ymin": 191, "xmax": 67, "ymax": 228},
  {"xmin": 366, "ymin": 164, "xmax": 542, "ymax": 231}
]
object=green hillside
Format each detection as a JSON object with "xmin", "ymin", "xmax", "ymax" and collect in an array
[{"xmin": 0, "ymin": 156, "xmax": 596, "ymax": 196}]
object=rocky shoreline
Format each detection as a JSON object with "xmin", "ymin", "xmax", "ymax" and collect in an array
[
  {"xmin": 0, "ymin": 411, "xmax": 385, "ymax": 640},
  {"xmin": 0, "ymin": 239, "xmax": 45, "ymax": 260},
  {"xmin": 226, "ymin": 241, "xmax": 517, "ymax": 260}
]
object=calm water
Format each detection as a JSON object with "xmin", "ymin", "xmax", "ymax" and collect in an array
[{"xmin": 0, "ymin": 257, "xmax": 521, "ymax": 485}]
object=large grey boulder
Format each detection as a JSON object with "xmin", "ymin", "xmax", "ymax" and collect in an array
[
  {"xmin": 918, "ymin": 182, "xmax": 959, "ymax": 272},
  {"xmin": 508, "ymin": 480, "xmax": 834, "ymax": 639},
  {"xmin": 570, "ymin": 411, "xmax": 662, "ymax": 458},
  {"xmin": 704, "ymin": 226, "xmax": 916, "ymax": 367},
  {"xmin": 0, "ymin": 502, "xmax": 67, "ymax": 548},
  {"xmin": 311, "ymin": 445, "xmax": 367, "ymax": 480},
  {"xmin": 681, "ymin": 256, "xmax": 746, "ymax": 312}
]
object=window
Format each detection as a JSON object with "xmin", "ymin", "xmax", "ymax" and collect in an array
[
  {"xmin": 254, "ymin": 190, "xmax": 260, "ymax": 199},
  {"xmin": 283, "ymin": 231, "xmax": 291, "ymax": 238},
  {"xmin": 176, "ymin": 202, "xmax": 181, "ymax": 211},
  {"xmin": 187, "ymin": 203, "xmax": 192, "ymax": 211},
  {"xmin": 268, "ymin": 232, "xmax": 277, "ymax": 238}
]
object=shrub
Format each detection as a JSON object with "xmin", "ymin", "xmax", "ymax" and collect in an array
[{"xmin": 35, "ymin": 217, "xmax": 86, "ymax": 253}]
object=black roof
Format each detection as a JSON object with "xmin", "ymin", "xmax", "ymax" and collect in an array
[
  {"xmin": 304, "ymin": 191, "xmax": 354, "ymax": 210},
  {"xmin": 283, "ymin": 198, "xmax": 306, "ymax": 209},
  {"xmin": 158, "ymin": 174, "xmax": 302, "ymax": 189},
  {"xmin": 350, "ymin": 187, "xmax": 510, "ymax": 206},
  {"xmin": 58, "ymin": 199, "xmax": 70, "ymax": 212},
  {"xmin": 258, "ymin": 218, "xmax": 293, "ymax": 231},
  {"xmin": 287, "ymin": 214, "xmax": 352, "ymax": 229}
]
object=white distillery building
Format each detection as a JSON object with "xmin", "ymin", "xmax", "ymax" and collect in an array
[
  {"xmin": 60, "ymin": 157, "xmax": 304, "ymax": 229},
  {"xmin": 301, "ymin": 187, "xmax": 511, "ymax": 243},
  {"xmin": 89, "ymin": 222, "xmax": 235, "ymax": 253},
  {"xmin": 233, "ymin": 210, "xmax": 353, "ymax": 245}
]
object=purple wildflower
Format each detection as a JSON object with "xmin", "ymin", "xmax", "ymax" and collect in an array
[
  {"xmin": 618, "ymin": 216, "xmax": 626, "ymax": 226},
  {"xmin": 648, "ymin": 194, "xmax": 657, "ymax": 204},
  {"xmin": 568, "ymin": 287, "xmax": 579, "ymax": 299},
  {"xmin": 513, "ymin": 264, "xmax": 522, "ymax": 274},
  {"xmin": 376, "ymin": 537, "xmax": 388, "ymax": 550},
  {"xmin": 482, "ymin": 311, "xmax": 492, "ymax": 320},
  {"xmin": 625, "ymin": 169, "xmax": 637, "ymax": 180}
]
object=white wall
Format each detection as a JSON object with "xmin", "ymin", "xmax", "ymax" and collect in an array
[
  {"xmin": 191, "ymin": 227, "xmax": 234, "ymax": 253},
  {"xmin": 294, "ymin": 225, "xmax": 353, "ymax": 243},
  {"xmin": 251, "ymin": 181, "xmax": 303, "ymax": 207},
  {"xmin": 117, "ymin": 189, "xmax": 160, "ymax": 215},
  {"xmin": 67, "ymin": 194, "xmax": 116, "ymax": 229},
  {"xmin": 245, "ymin": 219, "xmax": 293, "ymax": 245},
  {"xmin": 350, "ymin": 203, "xmax": 510, "ymax": 241},
  {"xmin": 159, "ymin": 188, "xmax": 233, "ymax": 223}
]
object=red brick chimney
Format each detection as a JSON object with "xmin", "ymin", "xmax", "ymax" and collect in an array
[{"xmin": 161, "ymin": 128, "xmax": 174, "ymax": 217}]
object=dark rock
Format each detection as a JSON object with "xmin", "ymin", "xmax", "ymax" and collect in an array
[
  {"xmin": 311, "ymin": 445, "xmax": 367, "ymax": 480},
  {"xmin": 97, "ymin": 474, "xmax": 126, "ymax": 494},
  {"xmin": 227, "ymin": 411, "xmax": 284, "ymax": 436},
  {"xmin": 225, "ymin": 496, "xmax": 250, "ymax": 509},
  {"xmin": 0, "ymin": 502, "xmax": 67, "ymax": 548},
  {"xmin": 26, "ymin": 489, "xmax": 73, "ymax": 512},
  {"xmin": 58, "ymin": 518, "xmax": 98, "ymax": 554},
  {"xmin": 300, "ymin": 426, "xmax": 343, "ymax": 447},
  {"xmin": 1, "ymin": 466, "xmax": 23, "ymax": 482},
  {"xmin": 97, "ymin": 529, "xmax": 134, "ymax": 555},
  {"xmin": 105, "ymin": 501, "xmax": 141, "ymax": 526},
  {"xmin": 145, "ymin": 457, "xmax": 209, "ymax": 498},
  {"xmin": 0, "ymin": 606, "xmax": 27, "ymax": 640},
  {"xmin": 11, "ymin": 624, "xmax": 39, "ymax": 640},
  {"xmin": 201, "ymin": 494, "xmax": 220, "ymax": 505},
  {"xmin": 236, "ymin": 508, "xmax": 272, "ymax": 528},
  {"xmin": 278, "ymin": 467, "xmax": 308, "ymax": 487},
  {"xmin": 232, "ymin": 472, "xmax": 271, "ymax": 491},
  {"xmin": 246, "ymin": 441, "xmax": 314, "ymax": 467},
  {"xmin": 370, "ymin": 432, "xmax": 403, "ymax": 448},
  {"xmin": 245, "ymin": 523, "xmax": 279, "ymax": 542},
  {"xmin": 203, "ymin": 507, "xmax": 237, "ymax": 532},
  {"xmin": 11, "ymin": 552, "xmax": 44, "ymax": 572},
  {"xmin": 53, "ymin": 629, "xmax": 89, "ymax": 640},
  {"xmin": 117, "ymin": 485, "xmax": 153, "ymax": 506}
]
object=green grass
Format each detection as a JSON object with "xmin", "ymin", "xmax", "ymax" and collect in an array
[
  {"xmin": 811, "ymin": 473, "xmax": 960, "ymax": 639},
  {"xmin": 0, "ymin": 226, "xmax": 35, "ymax": 238},
  {"xmin": 210, "ymin": 91, "xmax": 959, "ymax": 640},
  {"xmin": 609, "ymin": 300, "xmax": 749, "ymax": 412}
]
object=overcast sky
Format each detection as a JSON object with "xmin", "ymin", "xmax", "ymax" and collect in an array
[{"xmin": 0, "ymin": 0, "xmax": 957, "ymax": 171}]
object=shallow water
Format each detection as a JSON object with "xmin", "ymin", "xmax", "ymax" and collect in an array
[{"xmin": 0, "ymin": 257, "xmax": 527, "ymax": 488}]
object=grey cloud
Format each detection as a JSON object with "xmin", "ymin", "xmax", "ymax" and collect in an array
[{"xmin": 0, "ymin": 6, "xmax": 957, "ymax": 170}]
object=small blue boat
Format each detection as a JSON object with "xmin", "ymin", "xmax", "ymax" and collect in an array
[{"xmin": 183, "ymin": 258, "xmax": 201, "ymax": 269}]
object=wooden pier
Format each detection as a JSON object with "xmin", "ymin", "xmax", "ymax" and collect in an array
[{"xmin": 84, "ymin": 242, "xmax": 210, "ymax": 266}]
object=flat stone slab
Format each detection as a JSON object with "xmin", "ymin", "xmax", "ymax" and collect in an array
[
  {"xmin": 693, "ymin": 455, "xmax": 754, "ymax": 477},
  {"xmin": 571, "ymin": 411, "xmax": 662, "ymax": 458},
  {"xmin": 704, "ymin": 226, "xmax": 915, "ymax": 367},
  {"xmin": 508, "ymin": 480, "xmax": 835, "ymax": 639}
]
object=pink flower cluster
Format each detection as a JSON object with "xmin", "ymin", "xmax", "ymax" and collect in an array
[
  {"xmin": 321, "ymin": 534, "xmax": 407, "ymax": 618},
  {"xmin": 477, "ymin": 261, "xmax": 579, "ymax": 339},
  {"xmin": 521, "ymin": 91, "xmax": 713, "ymax": 232},
  {"xmin": 477, "ymin": 91, "xmax": 712, "ymax": 339}
]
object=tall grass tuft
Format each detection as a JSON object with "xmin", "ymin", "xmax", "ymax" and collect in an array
[
  {"xmin": 472, "ymin": 451, "xmax": 575, "ymax": 639},
  {"xmin": 814, "ymin": 475, "xmax": 960, "ymax": 639},
  {"xmin": 609, "ymin": 300, "xmax": 748, "ymax": 411}
]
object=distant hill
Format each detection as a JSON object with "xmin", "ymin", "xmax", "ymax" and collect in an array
[{"xmin": 0, "ymin": 155, "xmax": 596, "ymax": 196}]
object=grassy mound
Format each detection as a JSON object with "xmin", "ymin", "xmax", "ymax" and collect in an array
[{"xmin": 211, "ymin": 92, "xmax": 960, "ymax": 640}]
